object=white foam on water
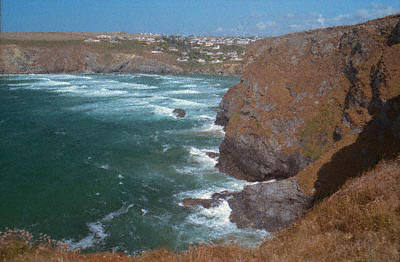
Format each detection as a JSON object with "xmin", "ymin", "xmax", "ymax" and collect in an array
[
  {"xmin": 8, "ymin": 83, "xmax": 31, "ymax": 87},
  {"xmin": 186, "ymin": 200, "xmax": 232, "ymax": 227},
  {"xmin": 199, "ymin": 115, "xmax": 214, "ymax": 121},
  {"xmin": 37, "ymin": 79, "xmax": 72, "ymax": 87},
  {"xmin": 191, "ymin": 122, "xmax": 225, "ymax": 136},
  {"xmin": 167, "ymin": 80, "xmax": 185, "ymax": 84},
  {"xmin": 67, "ymin": 222, "xmax": 107, "ymax": 250},
  {"xmin": 147, "ymin": 95, "xmax": 170, "ymax": 102},
  {"xmin": 188, "ymin": 147, "xmax": 218, "ymax": 167},
  {"xmin": 204, "ymin": 123, "xmax": 225, "ymax": 134},
  {"xmin": 8, "ymin": 78, "xmax": 71, "ymax": 90},
  {"xmin": 175, "ymin": 176, "xmax": 250, "ymax": 202},
  {"xmin": 137, "ymin": 73, "xmax": 173, "ymax": 79},
  {"xmin": 183, "ymin": 84, "xmax": 198, "ymax": 88},
  {"xmin": 54, "ymin": 86, "xmax": 130, "ymax": 97},
  {"xmin": 181, "ymin": 199, "xmax": 270, "ymax": 247},
  {"xmin": 179, "ymin": 187, "xmax": 269, "ymax": 247},
  {"xmin": 175, "ymin": 146, "xmax": 220, "ymax": 175},
  {"xmin": 67, "ymin": 204, "xmax": 134, "ymax": 251},
  {"xmin": 168, "ymin": 89, "xmax": 201, "ymax": 95},
  {"xmin": 152, "ymin": 105, "xmax": 175, "ymax": 118},
  {"xmin": 102, "ymin": 204, "xmax": 134, "ymax": 223},
  {"xmin": 177, "ymin": 186, "xmax": 224, "ymax": 200},
  {"xmin": 79, "ymin": 88, "xmax": 129, "ymax": 97},
  {"xmin": 172, "ymin": 98, "xmax": 204, "ymax": 107},
  {"xmin": 115, "ymin": 82, "xmax": 158, "ymax": 90},
  {"xmin": 42, "ymin": 74, "xmax": 93, "ymax": 80},
  {"xmin": 97, "ymin": 163, "xmax": 111, "ymax": 170},
  {"xmin": 162, "ymin": 144, "xmax": 171, "ymax": 152}
]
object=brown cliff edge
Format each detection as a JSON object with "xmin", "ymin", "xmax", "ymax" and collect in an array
[{"xmin": 211, "ymin": 14, "xmax": 400, "ymax": 232}]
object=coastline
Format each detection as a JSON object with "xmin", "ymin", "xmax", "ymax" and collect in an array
[{"xmin": 1, "ymin": 14, "xmax": 400, "ymax": 261}]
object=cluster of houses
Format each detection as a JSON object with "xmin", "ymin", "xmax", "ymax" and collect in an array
[
  {"xmin": 176, "ymin": 50, "xmax": 244, "ymax": 64},
  {"xmin": 188, "ymin": 36, "xmax": 257, "ymax": 46},
  {"xmin": 84, "ymin": 34, "xmax": 133, "ymax": 43},
  {"xmin": 83, "ymin": 33, "xmax": 259, "ymax": 64}
]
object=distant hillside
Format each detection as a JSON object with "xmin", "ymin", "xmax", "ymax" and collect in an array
[{"xmin": 0, "ymin": 32, "xmax": 247, "ymax": 75}]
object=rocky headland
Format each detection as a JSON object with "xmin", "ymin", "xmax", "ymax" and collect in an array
[
  {"xmin": 187, "ymin": 14, "xmax": 400, "ymax": 233},
  {"xmin": 0, "ymin": 33, "xmax": 243, "ymax": 75}
]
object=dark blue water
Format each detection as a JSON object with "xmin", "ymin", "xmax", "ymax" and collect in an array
[{"xmin": 0, "ymin": 74, "xmax": 268, "ymax": 253}]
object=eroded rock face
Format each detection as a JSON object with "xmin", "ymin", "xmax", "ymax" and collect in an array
[
  {"xmin": 217, "ymin": 134, "xmax": 309, "ymax": 181},
  {"xmin": 228, "ymin": 179, "xmax": 312, "ymax": 231},
  {"xmin": 216, "ymin": 14, "xmax": 400, "ymax": 182}
]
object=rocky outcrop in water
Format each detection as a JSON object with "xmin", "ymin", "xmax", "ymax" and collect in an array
[
  {"xmin": 228, "ymin": 179, "xmax": 312, "ymax": 231},
  {"xmin": 173, "ymin": 109, "xmax": 186, "ymax": 118},
  {"xmin": 182, "ymin": 179, "xmax": 312, "ymax": 232}
]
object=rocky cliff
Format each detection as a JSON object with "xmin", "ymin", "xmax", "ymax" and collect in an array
[
  {"xmin": 216, "ymin": 14, "xmax": 400, "ymax": 185},
  {"xmin": 211, "ymin": 14, "xmax": 400, "ymax": 232},
  {"xmin": 0, "ymin": 44, "xmax": 184, "ymax": 75}
]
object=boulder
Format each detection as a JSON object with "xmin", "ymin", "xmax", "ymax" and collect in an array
[
  {"xmin": 181, "ymin": 191, "xmax": 234, "ymax": 209},
  {"xmin": 206, "ymin": 151, "xmax": 220, "ymax": 159},
  {"xmin": 228, "ymin": 179, "xmax": 312, "ymax": 231},
  {"xmin": 173, "ymin": 108, "xmax": 186, "ymax": 118},
  {"xmin": 182, "ymin": 198, "xmax": 213, "ymax": 209}
]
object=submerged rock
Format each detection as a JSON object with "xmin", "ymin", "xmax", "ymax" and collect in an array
[
  {"xmin": 173, "ymin": 108, "xmax": 186, "ymax": 118},
  {"xmin": 181, "ymin": 191, "xmax": 234, "ymax": 209},
  {"xmin": 182, "ymin": 198, "xmax": 213, "ymax": 209}
]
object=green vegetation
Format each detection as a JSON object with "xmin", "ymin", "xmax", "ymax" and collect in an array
[
  {"xmin": 87, "ymin": 41, "xmax": 148, "ymax": 53},
  {"xmin": 300, "ymin": 106, "xmax": 341, "ymax": 160},
  {"xmin": 0, "ymin": 39, "xmax": 83, "ymax": 48}
]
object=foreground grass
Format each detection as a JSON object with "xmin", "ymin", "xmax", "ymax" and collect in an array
[
  {"xmin": 2, "ymin": 157, "xmax": 399, "ymax": 262},
  {"xmin": 257, "ymin": 157, "xmax": 400, "ymax": 261}
]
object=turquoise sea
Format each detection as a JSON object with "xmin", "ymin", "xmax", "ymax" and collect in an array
[{"xmin": 0, "ymin": 74, "xmax": 267, "ymax": 253}]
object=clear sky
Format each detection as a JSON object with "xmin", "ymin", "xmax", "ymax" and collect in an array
[{"xmin": 3, "ymin": 0, "xmax": 399, "ymax": 36}]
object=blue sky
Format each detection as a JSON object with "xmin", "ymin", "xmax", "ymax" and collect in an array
[{"xmin": 3, "ymin": 0, "xmax": 400, "ymax": 36}]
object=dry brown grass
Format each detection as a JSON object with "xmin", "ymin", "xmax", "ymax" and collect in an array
[{"xmin": 257, "ymin": 157, "xmax": 400, "ymax": 262}]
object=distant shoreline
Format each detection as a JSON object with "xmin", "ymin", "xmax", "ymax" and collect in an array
[{"xmin": 0, "ymin": 32, "xmax": 251, "ymax": 76}]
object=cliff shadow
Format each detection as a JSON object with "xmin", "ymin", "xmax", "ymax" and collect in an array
[{"xmin": 314, "ymin": 95, "xmax": 400, "ymax": 200}]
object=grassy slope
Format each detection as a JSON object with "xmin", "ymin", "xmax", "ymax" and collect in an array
[{"xmin": 2, "ymin": 157, "xmax": 399, "ymax": 262}]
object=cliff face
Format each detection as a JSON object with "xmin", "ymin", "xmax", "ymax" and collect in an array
[
  {"xmin": 216, "ymin": 14, "xmax": 400, "ymax": 184},
  {"xmin": 0, "ymin": 44, "xmax": 184, "ymax": 74},
  {"xmin": 0, "ymin": 35, "xmax": 243, "ymax": 75}
]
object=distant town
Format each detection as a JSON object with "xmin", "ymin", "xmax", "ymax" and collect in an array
[{"xmin": 83, "ymin": 33, "xmax": 260, "ymax": 65}]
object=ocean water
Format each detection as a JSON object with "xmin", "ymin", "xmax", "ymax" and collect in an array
[{"xmin": 0, "ymin": 74, "xmax": 268, "ymax": 254}]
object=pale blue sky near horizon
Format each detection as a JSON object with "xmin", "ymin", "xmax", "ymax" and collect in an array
[{"xmin": 3, "ymin": 0, "xmax": 400, "ymax": 36}]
